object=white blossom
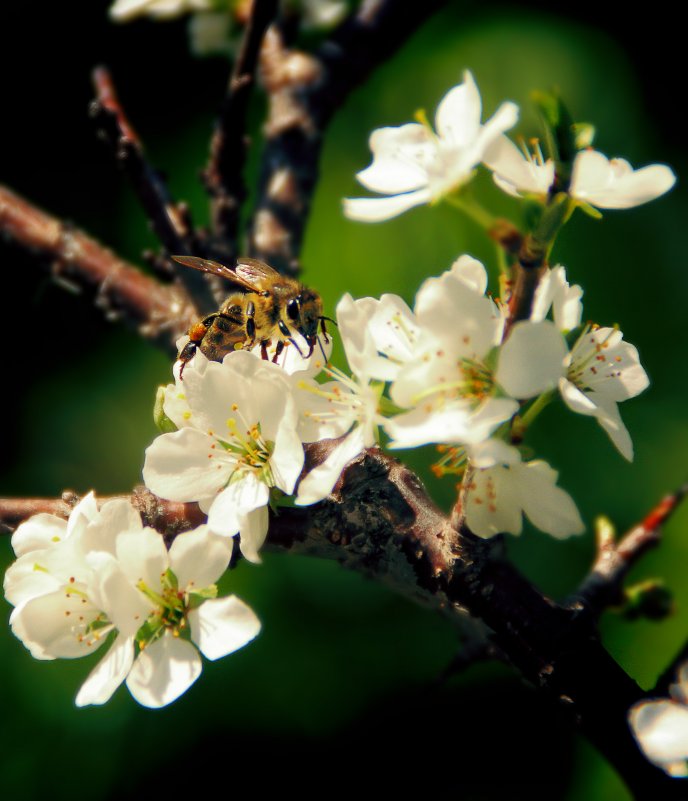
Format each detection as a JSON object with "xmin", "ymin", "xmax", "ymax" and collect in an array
[
  {"xmin": 629, "ymin": 663, "xmax": 688, "ymax": 777},
  {"xmin": 485, "ymin": 135, "xmax": 555, "ymax": 198},
  {"xmin": 294, "ymin": 294, "xmax": 386, "ymax": 506},
  {"xmin": 559, "ymin": 325, "xmax": 649, "ymax": 461},
  {"xmin": 383, "ymin": 256, "xmax": 566, "ymax": 449},
  {"xmin": 569, "ymin": 150, "xmax": 675, "ymax": 210},
  {"xmin": 343, "ymin": 71, "xmax": 518, "ymax": 222},
  {"xmin": 4, "ymin": 497, "xmax": 260, "ymax": 709},
  {"xmin": 462, "ymin": 440, "xmax": 584, "ymax": 539},
  {"xmin": 144, "ymin": 350, "xmax": 305, "ymax": 563},
  {"xmin": 528, "ymin": 265, "xmax": 648, "ymax": 460},
  {"xmin": 531, "ymin": 265, "xmax": 583, "ymax": 333}
]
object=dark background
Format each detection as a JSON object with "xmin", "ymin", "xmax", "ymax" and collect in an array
[{"xmin": 0, "ymin": 3, "xmax": 686, "ymax": 799}]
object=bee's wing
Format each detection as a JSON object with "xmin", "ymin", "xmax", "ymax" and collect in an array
[
  {"xmin": 235, "ymin": 257, "xmax": 282, "ymax": 291},
  {"xmin": 171, "ymin": 255, "xmax": 257, "ymax": 293}
]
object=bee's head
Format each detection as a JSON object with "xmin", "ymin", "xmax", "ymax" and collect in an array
[{"xmin": 285, "ymin": 289, "xmax": 323, "ymax": 356}]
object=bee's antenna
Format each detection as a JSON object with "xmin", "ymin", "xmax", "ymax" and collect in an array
[{"xmin": 319, "ymin": 316, "xmax": 338, "ymax": 327}]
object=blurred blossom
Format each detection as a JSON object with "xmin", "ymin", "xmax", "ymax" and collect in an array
[
  {"xmin": 344, "ymin": 71, "xmax": 518, "ymax": 222},
  {"xmin": 569, "ymin": 150, "xmax": 675, "ymax": 210},
  {"xmin": 629, "ymin": 663, "xmax": 688, "ymax": 777}
]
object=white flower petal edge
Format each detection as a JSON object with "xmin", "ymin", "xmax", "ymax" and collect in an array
[
  {"xmin": 296, "ymin": 425, "xmax": 368, "ymax": 506},
  {"xmin": 570, "ymin": 150, "xmax": 676, "ymax": 210},
  {"xmin": 75, "ymin": 634, "xmax": 136, "ymax": 707},
  {"xmin": 464, "ymin": 441, "xmax": 584, "ymax": 539},
  {"xmin": 344, "ymin": 71, "xmax": 518, "ymax": 222}
]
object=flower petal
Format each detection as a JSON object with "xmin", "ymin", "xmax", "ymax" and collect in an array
[
  {"xmin": 531, "ymin": 265, "xmax": 583, "ymax": 332},
  {"xmin": 515, "ymin": 461, "xmax": 584, "ymax": 538},
  {"xmin": 465, "ymin": 463, "xmax": 524, "ymax": 538},
  {"xmin": 11, "ymin": 514, "xmax": 67, "ymax": 558},
  {"xmin": 169, "ymin": 525, "xmax": 234, "ymax": 590},
  {"xmin": 10, "ymin": 589, "xmax": 105, "ymax": 660},
  {"xmin": 207, "ymin": 472, "xmax": 270, "ymax": 540},
  {"xmin": 484, "ymin": 135, "xmax": 554, "ymax": 197},
  {"xmin": 497, "ymin": 321, "xmax": 566, "ymax": 399},
  {"xmin": 434, "ymin": 71, "xmax": 482, "ymax": 147},
  {"xmin": 570, "ymin": 150, "xmax": 676, "ymax": 209},
  {"xmin": 75, "ymin": 634, "xmax": 135, "ymax": 707},
  {"xmin": 385, "ymin": 397, "xmax": 517, "ymax": 449},
  {"xmin": 356, "ymin": 124, "xmax": 434, "ymax": 194},
  {"xmin": 115, "ymin": 528, "xmax": 169, "ymax": 592},
  {"xmin": 237, "ymin": 505, "xmax": 270, "ymax": 565},
  {"xmin": 126, "ymin": 633, "xmax": 202, "ymax": 709},
  {"xmin": 343, "ymin": 189, "xmax": 432, "ymax": 223},
  {"xmin": 189, "ymin": 595, "xmax": 261, "ymax": 660},
  {"xmin": 143, "ymin": 427, "xmax": 233, "ymax": 505},
  {"xmin": 296, "ymin": 427, "xmax": 367, "ymax": 506}
]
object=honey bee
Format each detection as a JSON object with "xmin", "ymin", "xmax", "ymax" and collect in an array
[{"xmin": 172, "ymin": 255, "xmax": 330, "ymax": 375}]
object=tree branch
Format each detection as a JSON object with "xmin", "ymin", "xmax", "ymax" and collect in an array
[
  {"xmin": 569, "ymin": 483, "xmax": 688, "ymax": 618},
  {"xmin": 0, "ymin": 186, "xmax": 195, "ymax": 354},
  {"xmin": 204, "ymin": 0, "xmax": 279, "ymax": 255},
  {"xmin": 91, "ymin": 66, "xmax": 217, "ymax": 315},
  {"xmin": 249, "ymin": 0, "xmax": 447, "ymax": 275},
  {"xmin": 1, "ymin": 449, "xmax": 683, "ymax": 798}
]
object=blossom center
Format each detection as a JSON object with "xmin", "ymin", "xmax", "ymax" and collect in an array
[
  {"xmin": 414, "ymin": 356, "xmax": 495, "ymax": 407},
  {"xmin": 567, "ymin": 325, "xmax": 621, "ymax": 391},
  {"xmin": 216, "ymin": 402, "xmax": 276, "ymax": 485}
]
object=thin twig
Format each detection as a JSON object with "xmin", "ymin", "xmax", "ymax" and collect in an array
[
  {"xmin": 91, "ymin": 66, "xmax": 217, "ymax": 314},
  {"xmin": 0, "ymin": 186, "xmax": 195, "ymax": 354},
  {"xmin": 204, "ymin": 0, "xmax": 279, "ymax": 256},
  {"xmin": 569, "ymin": 483, "xmax": 688, "ymax": 617},
  {"xmin": 248, "ymin": 0, "xmax": 447, "ymax": 275}
]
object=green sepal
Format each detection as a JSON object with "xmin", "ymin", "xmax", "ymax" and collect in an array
[
  {"xmin": 134, "ymin": 615, "xmax": 163, "ymax": 649},
  {"xmin": 164, "ymin": 567, "xmax": 178, "ymax": 592},
  {"xmin": 522, "ymin": 198, "xmax": 544, "ymax": 233},
  {"xmin": 154, "ymin": 386, "xmax": 178, "ymax": 433},
  {"xmin": 531, "ymin": 89, "xmax": 577, "ymax": 187},
  {"xmin": 378, "ymin": 395, "xmax": 406, "ymax": 416},
  {"xmin": 576, "ymin": 201, "xmax": 603, "ymax": 220},
  {"xmin": 188, "ymin": 586, "xmax": 219, "ymax": 608}
]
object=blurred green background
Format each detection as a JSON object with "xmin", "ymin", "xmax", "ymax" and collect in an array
[{"xmin": 0, "ymin": 2, "xmax": 685, "ymax": 799}]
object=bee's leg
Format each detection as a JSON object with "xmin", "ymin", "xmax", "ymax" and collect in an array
[
  {"xmin": 245, "ymin": 301, "xmax": 256, "ymax": 347},
  {"xmin": 320, "ymin": 317, "xmax": 330, "ymax": 344},
  {"xmin": 272, "ymin": 340, "xmax": 285, "ymax": 363},
  {"xmin": 260, "ymin": 340, "xmax": 271, "ymax": 360}
]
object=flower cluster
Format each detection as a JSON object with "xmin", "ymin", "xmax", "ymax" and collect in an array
[
  {"xmin": 4, "ymin": 68, "xmax": 671, "ymax": 719},
  {"xmin": 136, "ymin": 252, "xmax": 646, "ymax": 542},
  {"xmin": 345, "ymin": 71, "xmax": 675, "ymax": 222},
  {"xmin": 4, "ymin": 493, "xmax": 260, "ymax": 708}
]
